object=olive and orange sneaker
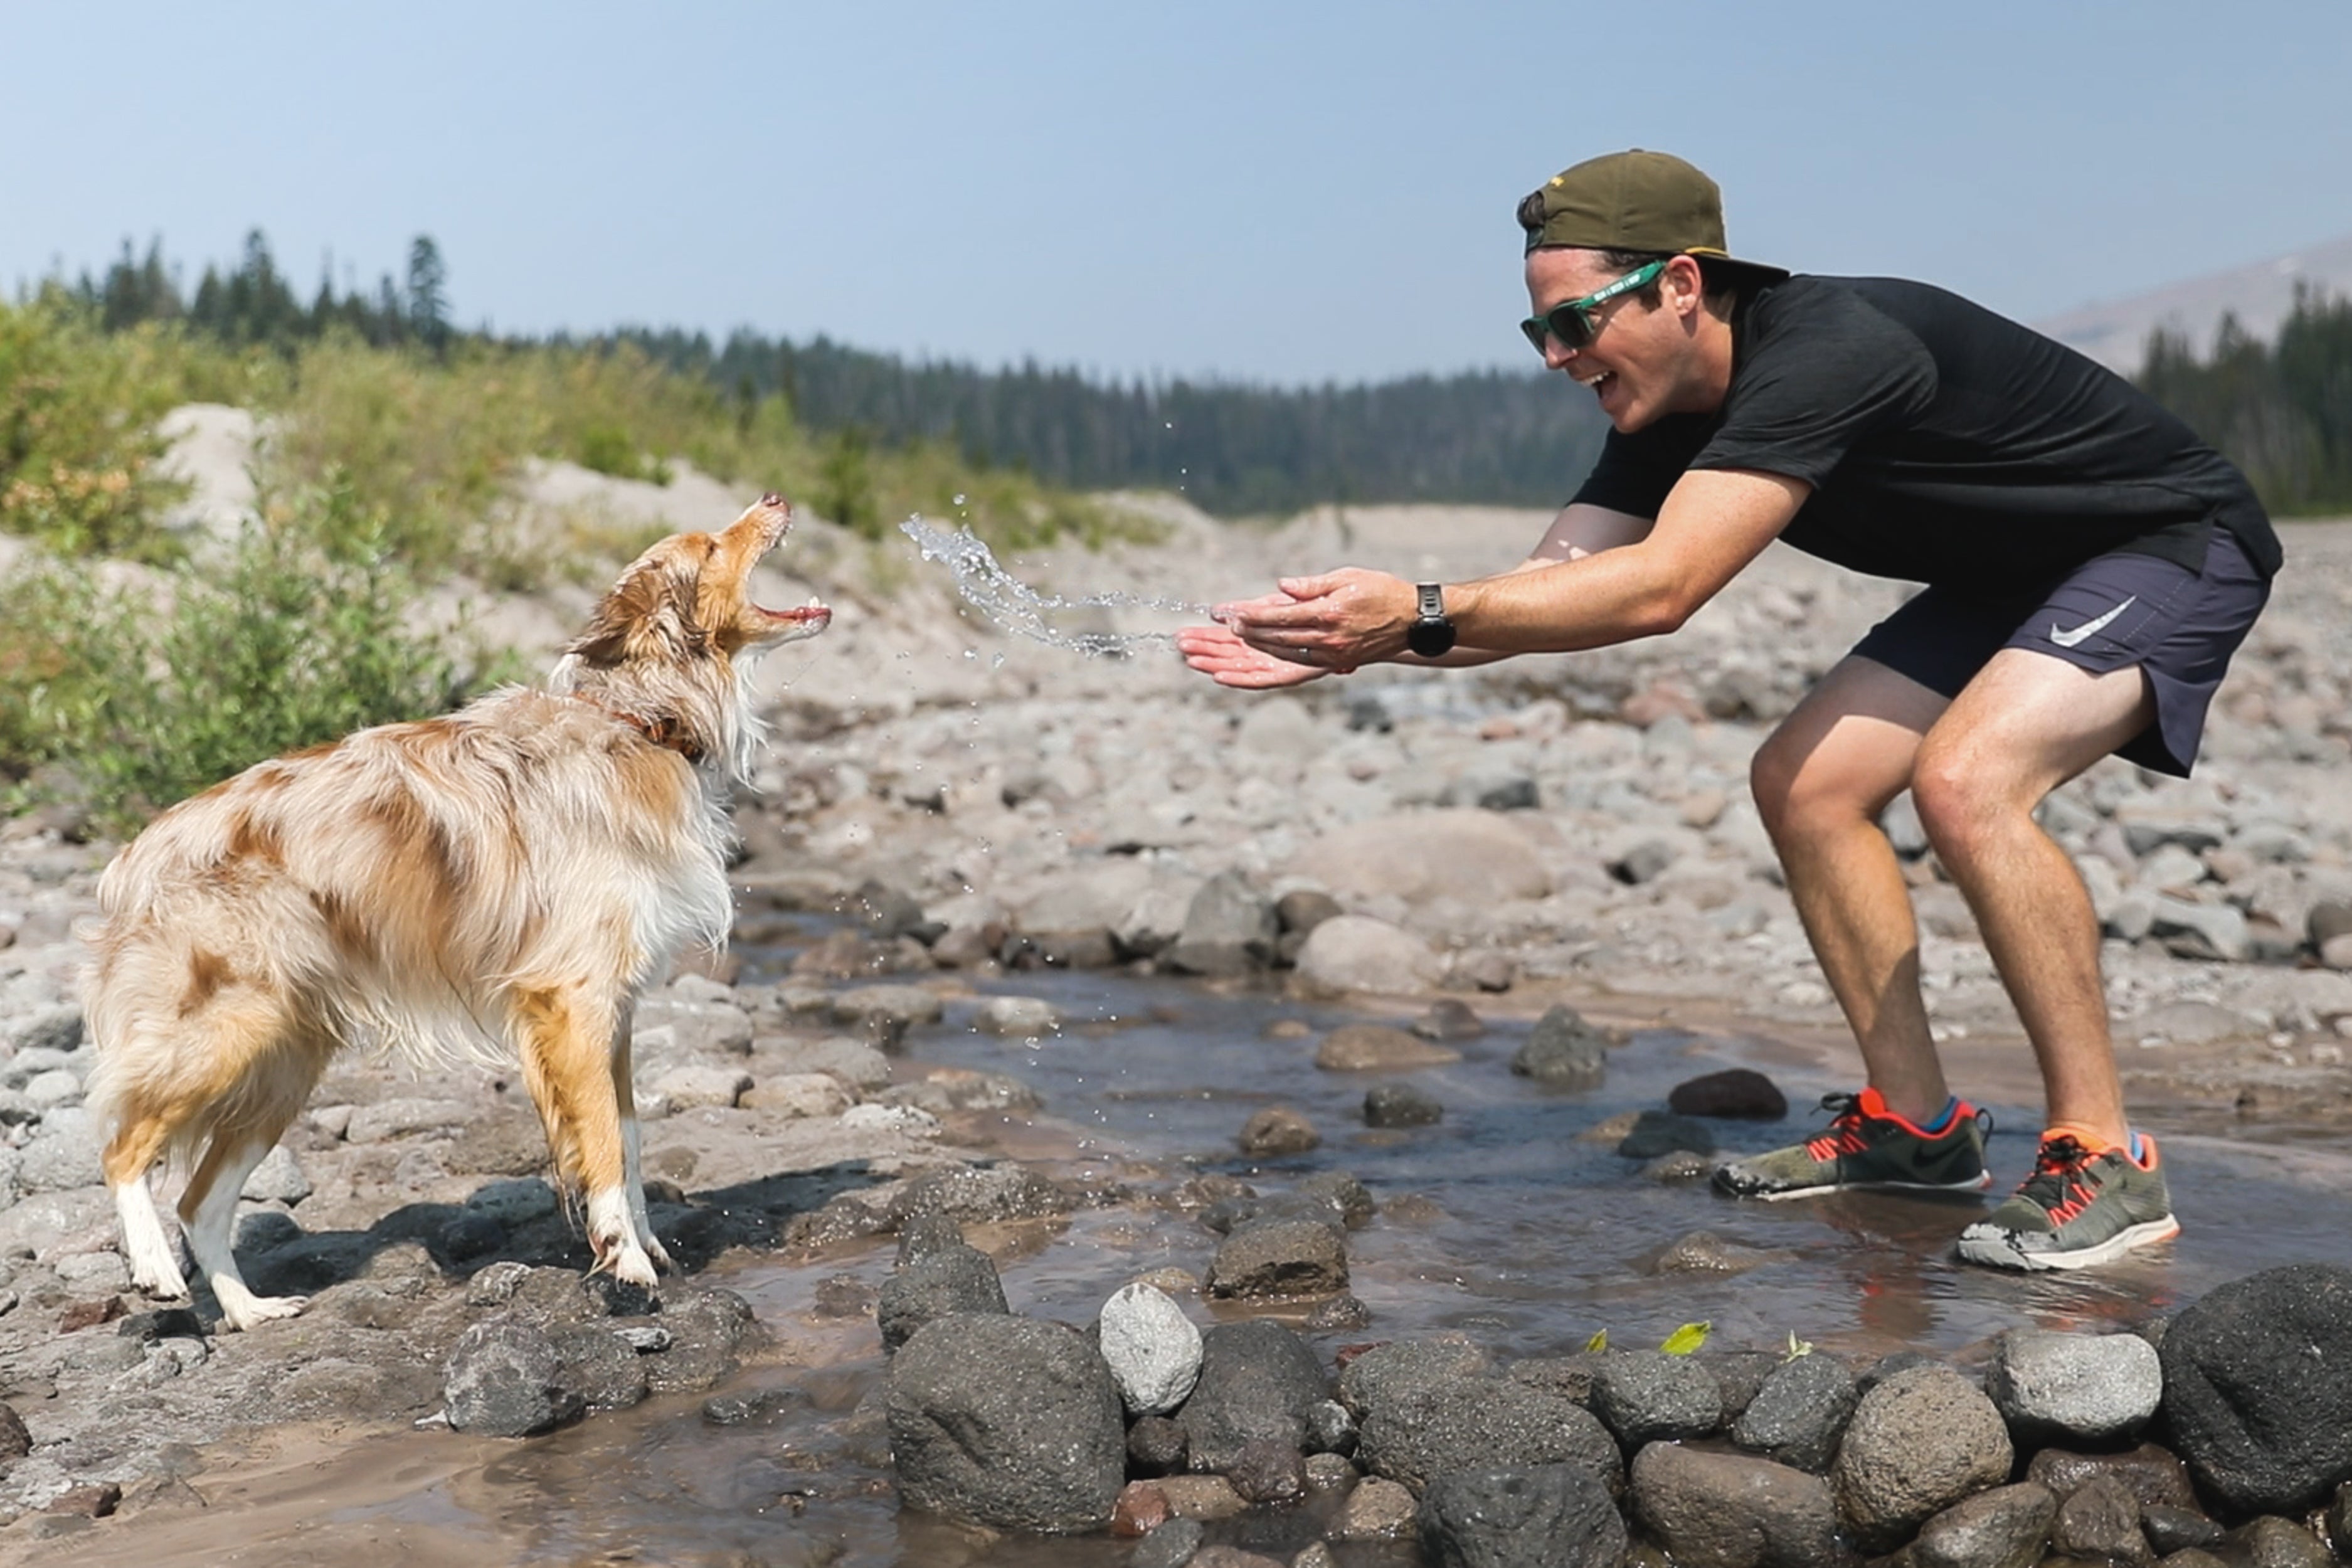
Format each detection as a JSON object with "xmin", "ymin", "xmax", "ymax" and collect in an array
[
  {"xmin": 1955, "ymin": 1130, "xmax": 2179, "ymax": 1271},
  {"xmin": 1712, "ymin": 1088, "xmax": 1993, "ymax": 1201}
]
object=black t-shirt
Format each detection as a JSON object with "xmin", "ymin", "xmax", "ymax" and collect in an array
[{"xmin": 1569, "ymin": 275, "xmax": 2281, "ymax": 591}]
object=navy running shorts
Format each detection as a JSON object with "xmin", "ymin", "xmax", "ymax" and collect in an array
[{"xmin": 1849, "ymin": 527, "xmax": 2272, "ymax": 777}]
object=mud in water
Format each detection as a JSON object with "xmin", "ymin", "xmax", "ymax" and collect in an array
[{"xmin": 30, "ymin": 940, "xmax": 2352, "ymax": 1567}]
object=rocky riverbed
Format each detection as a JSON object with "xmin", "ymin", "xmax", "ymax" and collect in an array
[{"xmin": 4, "ymin": 450, "xmax": 2352, "ymax": 1561}]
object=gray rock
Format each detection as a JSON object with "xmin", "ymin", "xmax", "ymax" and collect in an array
[
  {"xmin": 1295, "ymin": 810, "xmax": 1555, "ymax": 905},
  {"xmin": 8, "ymin": 1005, "xmax": 83, "ymax": 1056},
  {"xmin": 1098, "ymin": 1282, "xmax": 1202, "ymax": 1416},
  {"xmin": 238, "ymin": 1144, "xmax": 311, "ymax": 1205},
  {"xmin": 1302, "ymin": 1397, "xmax": 1358, "ymax": 1456},
  {"xmin": 974, "ymin": 995, "xmax": 1060, "ymax": 1037},
  {"xmin": 2160, "ymin": 1263, "xmax": 2352, "ymax": 1515},
  {"xmin": 442, "ymin": 1320, "xmax": 584, "ymax": 1436},
  {"xmin": 548, "ymin": 1323, "xmax": 650, "ymax": 1413},
  {"xmin": 16, "ymin": 1106, "xmax": 102, "ymax": 1192},
  {"xmin": 1128, "ymin": 1414, "xmax": 1188, "ymax": 1475},
  {"xmin": 1164, "ymin": 872, "xmax": 1278, "ymax": 977},
  {"xmin": 1343, "ymin": 1338, "xmax": 1497, "ymax": 1419},
  {"xmin": 633, "ymin": 993, "xmax": 754, "ymax": 1056},
  {"xmin": 1175, "ymin": 1319, "xmax": 1328, "ymax": 1473},
  {"xmin": 1669, "ymin": 1069, "xmax": 1789, "ymax": 1120},
  {"xmin": 2227, "ymin": 1515, "xmax": 2331, "ymax": 1567},
  {"xmin": 1294, "ymin": 917, "xmax": 1443, "ymax": 996},
  {"xmin": 1909, "ymin": 1480, "xmax": 2058, "ymax": 1568},
  {"xmin": 1417, "ymin": 1465, "xmax": 1626, "ymax": 1568},
  {"xmin": 1359, "ymin": 1378, "xmax": 1623, "ymax": 1495},
  {"xmin": 465, "ymin": 1177, "xmax": 560, "ymax": 1226},
  {"xmin": 1206, "ymin": 1217, "xmax": 1348, "ymax": 1300},
  {"xmin": 2151, "ymin": 896, "xmax": 2252, "ymax": 961},
  {"xmin": 1314, "ymin": 1022, "xmax": 1459, "ymax": 1071},
  {"xmin": 2143, "ymin": 1504, "xmax": 2227, "ymax": 1555},
  {"xmin": 1615, "ymin": 1110, "xmax": 1715, "ymax": 1158},
  {"xmin": 344, "ymin": 1097, "xmax": 471, "ymax": 1143},
  {"xmin": 887, "ymin": 1313, "xmax": 1125, "ymax": 1533},
  {"xmin": 1131, "ymin": 1516, "xmax": 1205, "ymax": 1568},
  {"xmin": 1364, "ymin": 1083, "xmax": 1443, "ymax": 1128},
  {"xmin": 1227, "ymin": 1437, "xmax": 1306, "ymax": 1504},
  {"xmin": 1331, "ymin": 1475, "xmax": 1419, "ymax": 1538},
  {"xmin": 877, "ymin": 1244, "xmax": 1009, "ymax": 1352},
  {"xmin": 1985, "ymin": 1327, "xmax": 2161, "ymax": 1442},
  {"xmin": 1237, "ymin": 1106, "xmax": 1320, "ymax": 1156},
  {"xmin": 1589, "ymin": 1350, "xmax": 1724, "ymax": 1446},
  {"xmin": 1734, "ymin": 1352, "xmax": 1858, "ymax": 1473},
  {"xmin": 1412, "ymin": 999, "xmax": 1486, "ymax": 1041},
  {"xmin": 1831, "ymin": 1363, "xmax": 2013, "ymax": 1551},
  {"xmin": 1629, "ymin": 1441, "xmax": 1850, "ymax": 1568},
  {"xmin": 1510, "ymin": 1006, "xmax": 1608, "ymax": 1089},
  {"xmin": 829, "ymin": 983, "xmax": 945, "ymax": 1030},
  {"xmin": 647, "ymin": 1063, "xmax": 750, "ymax": 1111},
  {"xmin": 894, "ymin": 1212, "xmax": 966, "ymax": 1265},
  {"xmin": 21, "ymin": 1068, "xmax": 80, "ymax": 1109},
  {"xmin": 2050, "ymin": 1474, "xmax": 2149, "ymax": 1564},
  {"xmin": 1608, "ymin": 839, "xmax": 1678, "ymax": 885},
  {"xmin": 889, "ymin": 1162, "xmax": 1070, "ymax": 1227}
]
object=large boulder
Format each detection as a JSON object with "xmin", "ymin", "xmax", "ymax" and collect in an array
[
  {"xmin": 1293, "ymin": 916, "xmax": 1443, "ymax": 997},
  {"xmin": 1176, "ymin": 1320, "xmax": 1329, "ymax": 1473},
  {"xmin": 877, "ymin": 1243, "xmax": 1009, "ymax": 1351},
  {"xmin": 1292, "ymin": 810, "xmax": 1555, "ymax": 904},
  {"xmin": 1629, "ymin": 1441, "xmax": 1850, "ymax": 1568},
  {"xmin": 1831, "ymin": 1363, "xmax": 2013, "ymax": 1550},
  {"xmin": 2160, "ymin": 1263, "xmax": 2352, "ymax": 1516},
  {"xmin": 1984, "ymin": 1328, "xmax": 2161, "ymax": 1443},
  {"xmin": 886, "ymin": 1313, "xmax": 1125, "ymax": 1533},
  {"xmin": 1163, "ymin": 872, "xmax": 1279, "ymax": 977},
  {"xmin": 1359, "ymin": 1377, "xmax": 1623, "ymax": 1495},
  {"xmin": 1419, "ymin": 1465, "xmax": 1626, "ymax": 1568}
]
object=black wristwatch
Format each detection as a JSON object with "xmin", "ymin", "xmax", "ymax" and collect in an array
[{"xmin": 1405, "ymin": 581, "xmax": 1456, "ymax": 657}]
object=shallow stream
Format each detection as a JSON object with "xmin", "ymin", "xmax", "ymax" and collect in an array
[{"xmin": 82, "ymin": 931, "xmax": 2352, "ymax": 1567}]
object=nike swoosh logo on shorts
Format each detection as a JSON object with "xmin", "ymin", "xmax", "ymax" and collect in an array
[{"xmin": 2050, "ymin": 595, "xmax": 2137, "ymax": 649}]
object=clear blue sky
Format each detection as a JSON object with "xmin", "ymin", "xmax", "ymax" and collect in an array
[{"xmin": 6, "ymin": 2, "xmax": 2348, "ymax": 384}]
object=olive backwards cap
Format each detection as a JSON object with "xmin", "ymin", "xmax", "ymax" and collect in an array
[{"xmin": 1518, "ymin": 149, "xmax": 1788, "ymax": 281}]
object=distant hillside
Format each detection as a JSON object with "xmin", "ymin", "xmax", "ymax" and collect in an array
[{"xmin": 2035, "ymin": 233, "xmax": 2352, "ymax": 375}]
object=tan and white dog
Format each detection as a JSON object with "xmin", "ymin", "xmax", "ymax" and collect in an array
[{"xmin": 83, "ymin": 494, "xmax": 829, "ymax": 1330}]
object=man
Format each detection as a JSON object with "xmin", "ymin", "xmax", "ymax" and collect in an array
[{"xmin": 1177, "ymin": 149, "xmax": 2277, "ymax": 1271}]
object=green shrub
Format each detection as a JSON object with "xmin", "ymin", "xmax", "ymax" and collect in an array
[
  {"xmin": 1, "ymin": 480, "xmax": 485, "ymax": 832},
  {"xmin": 0, "ymin": 292, "xmax": 190, "ymax": 561}
]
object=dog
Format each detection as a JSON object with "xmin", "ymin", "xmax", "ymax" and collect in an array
[{"xmin": 83, "ymin": 494, "xmax": 829, "ymax": 1330}]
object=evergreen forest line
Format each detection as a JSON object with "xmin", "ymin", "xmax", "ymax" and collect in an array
[{"xmin": 56, "ymin": 230, "xmax": 2352, "ymax": 521}]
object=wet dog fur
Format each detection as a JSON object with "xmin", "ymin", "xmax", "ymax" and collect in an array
[{"xmin": 83, "ymin": 495, "xmax": 829, "ymax": 1330}]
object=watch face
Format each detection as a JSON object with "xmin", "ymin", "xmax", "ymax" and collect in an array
[{"xmin": 1407, "ymin": 618, "xmax": 1457, "ymax": 657}]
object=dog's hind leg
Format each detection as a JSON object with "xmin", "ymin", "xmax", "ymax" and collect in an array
[
  {"xmin": 610, "ymin": 1001, "xmax": 673, "ymax": 1274},
  {"xmin": 180, "ymin": 1129, "xmax": 308, "ymax": 1331},
  {"xmin": 513, "ymin": 983, "xmax": 659, "ymax": 1289},
  {"xmin": 103, "ymin": 1113, "xmax": 190, "ymax": 1300}
]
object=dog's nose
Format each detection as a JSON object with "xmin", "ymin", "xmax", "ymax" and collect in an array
[{"xmin": 760, "ymin": 492, "xmax": 785, "ymax": 509}]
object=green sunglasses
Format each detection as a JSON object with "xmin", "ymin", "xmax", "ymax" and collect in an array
[{"xmin": 1518, "ymin": 258, "xmax": 1668, "ymax": 352}]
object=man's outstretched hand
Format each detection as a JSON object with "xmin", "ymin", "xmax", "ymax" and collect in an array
[
  {"xmin": 1175, "ymin": 621, "xmax": 1326, "ymax": 688},
  {"xmin": 1214, "ymin": 569, "xmax": 1416, "ymax": 669}
]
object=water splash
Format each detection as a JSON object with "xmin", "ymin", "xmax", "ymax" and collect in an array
[{"xmin": 899, "ymin": 516, "xmax": 1215, "ymax": 657}]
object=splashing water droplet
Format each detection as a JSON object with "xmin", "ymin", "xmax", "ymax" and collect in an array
[{"xmin": 899, "ymin": 515, "xmax": 1215, "ymax": 659}]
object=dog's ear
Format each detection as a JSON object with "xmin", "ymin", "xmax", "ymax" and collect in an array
[{"xmin": 569, "ymin": 549, "xmax": 712, "ymax": 667}]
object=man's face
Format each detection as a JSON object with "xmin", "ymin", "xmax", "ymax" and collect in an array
[{"xmin": 1523, "ymin": 248, "xmax": 1718, "ymax": 433}]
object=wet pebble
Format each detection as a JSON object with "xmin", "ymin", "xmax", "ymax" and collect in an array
[
  {"xmin": 1237, "ymin": 1106, "xmax": 1320, "ymax": 1157},
  {"xmin": 1313, "ymin": 1022, "xmax": 1458, "ymax": 1072},
  {"xmin": 1362, "ymin": 1083, "xmax": 1442, "ymax": 1128},
  {"xmin": 1668, "ymin": 1067, "xmax": 1789, "ymax": 1120}
]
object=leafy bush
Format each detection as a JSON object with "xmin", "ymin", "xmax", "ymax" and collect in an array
[
  {"xmin": 0, "ymin": 292, "xmax": 190, "ymax": 560},
  {"xmin": 1, "ymin": 480, "xmax": 483, "ymax": 832}
]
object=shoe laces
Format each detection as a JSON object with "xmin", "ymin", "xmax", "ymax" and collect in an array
[
  {"xmin": 1804, "ymin": 1093, "xmax": 1871, "ymax": 1160},
  {"xmin": 2015, "ymin": 1135, "xmax": 2102, "ymax": 1224}
]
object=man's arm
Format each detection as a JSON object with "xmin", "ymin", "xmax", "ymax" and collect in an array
[
  {"xmin": 1177, "ymin": 503, "xmax": 1655, "ymax": 684},
  {"xmin": 1219, "ymin": 469, "xmax": 1809, "ymax": 668}
]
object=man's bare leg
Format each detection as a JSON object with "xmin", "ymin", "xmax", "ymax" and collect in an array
[
  {"xmin": 1909, "ymin": 649, "xmax": 2158, "ymax": 1148},
  {"xmin": 1750, "ymin": 655, "xmax": 1951, "ymax": 1123}
]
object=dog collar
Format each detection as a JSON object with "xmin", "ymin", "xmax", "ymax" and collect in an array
[{"xmin": 564, "ymin": 692, "xmax": 706, "ymax": 763}]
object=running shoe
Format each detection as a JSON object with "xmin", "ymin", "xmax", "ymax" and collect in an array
[
  {"xmin": 1711, "ymin": 1088, "xmax": 1993, "ymax": 1201},
  {"xmin": 1956, "ymin": 1131, "xmax": 2179, "ymax": 1271}
]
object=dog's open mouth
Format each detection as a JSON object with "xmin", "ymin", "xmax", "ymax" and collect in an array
[{"xmin": 741, "ymin": 492, "xmax": 833, "ymax": 639}]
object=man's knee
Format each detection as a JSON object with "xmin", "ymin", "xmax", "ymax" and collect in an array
[
  {"xmin": 1910, "ymin": 738, "xmax": 2024, "ymax": 861},
  {"xmin": 1751, "ymin": 728, "xmax": 1874, "ymax": 845}
]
